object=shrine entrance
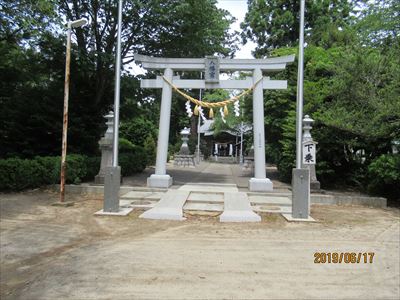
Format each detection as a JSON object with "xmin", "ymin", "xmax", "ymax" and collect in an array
[{"xmin": 134, "ymin": 54, "xmax": 294, "ymax": 192}]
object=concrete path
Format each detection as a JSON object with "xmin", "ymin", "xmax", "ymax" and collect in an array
[
  {"xmin": 119, "ymin": 162, "xmax": 386, "ymax": 209},
  {"xmin": 177, "ymin": 162, "xmax": 237, "ymax": 185},
  {"xmin": 139, "ymin": 190, "xmax": 189, "ymax": 221},
  {"xmin": 178, "ymin": 183, "xmax": 238, "ymax": 193},
  {"xmin": 139, "ymin": 183, "xmax": 264, "ymax": 222},
  {"xmin": 123, "ymin": 161, "xmax": 291, "ymax": 192},
  {"xmin": 220, "ymin": 192, "xmax": 261, "ymax": 222}
]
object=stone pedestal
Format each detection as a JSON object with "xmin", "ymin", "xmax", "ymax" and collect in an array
[
  {"xmin": 309, "ymin": 164, "xmax": 320, "ymax": 190},
  {"xmin": 95, "ymin": 138, "xmax": 113, "ymax": 184},
  {"xmin": 242, "ymin": 156, "xmax": 254, "ymax": 172},
  {"xmin": 147, "ymin": 174, "xmax": 173, "ymax": 188},
  {"xmin": 291, "ymin": 168, "xmax": 310, "ymax": 219},
  {"xmin": 104, "ymin": 166, "xmax": 121, "ymax": 212},
  {"xmin": 95, "ymin": 112, "xmax": 114, "ymax": 184},
  {"xmin": 174, "ymin": 155, "xmax": 195, "ymax": 167},
  {"xmin": 249, "ymin": 178, "xmax": 273, "ymax": 192},
  {"xmin": 194, "ymin": 148, "xmax": 204, "ymax": 165}
]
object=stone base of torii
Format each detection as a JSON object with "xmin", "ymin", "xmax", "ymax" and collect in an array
[{"xmin": 135, "ymin": 54, "xmax": 295, "ymax": 192}]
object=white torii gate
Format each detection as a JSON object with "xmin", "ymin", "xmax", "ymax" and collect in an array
[{"xmin": 134, "ymin": 54, "xmax": 294, "ymax": 192}]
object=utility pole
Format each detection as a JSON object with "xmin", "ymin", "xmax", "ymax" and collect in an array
[
  {"xmin": 290, "ymin": 0, "xmax": 312, "ymax": 221},
  {"xmin": 196, "ymin": 72, "xmax": 203, "ymax": 164},
  {"xmin": 100, "ymin": 0, "xmax": 131, "ymax": 215},
  {"xmin": 296, "ymin": 0, "xmax": 305, "ymax": 169}
]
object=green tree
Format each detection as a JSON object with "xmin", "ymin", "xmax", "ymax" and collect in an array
[
  {"xmin": 355, "ymin": 0, "xmax": 400, "ymax": 47},
  {"xmin": 239, "ymin": 0, "xmax": 400, "ymax": 201},
  {"xmin": 143, "ymin": 135, "xmax": 157, "ymax": 166},
  {"xmin": 120, "ymin": 117, "xmax": 158, "ymax": 147},
  {"xmin": 240, "ymin": 0, "xmax": 355, "ymax": 57},
  {"xmin": 58, "ymin": 0, "xmax": 237, "ymax": 106},
  {"xmin": 0, "ymin": 0, "xmax": 237, "ymax": 159},
  {"xmin": 0, "ymin": 0, "xmax": 59, "ymax": 44}
]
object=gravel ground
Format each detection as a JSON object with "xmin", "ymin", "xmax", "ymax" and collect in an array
[{"xmin": 0, "ymin": 190, "xmax": 399, "ymax": 300}]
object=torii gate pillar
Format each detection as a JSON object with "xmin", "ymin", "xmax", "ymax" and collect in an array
[
  {"xmin": 147, "ymin": 68, "xmax": 174, "ymax": 188},
  {"xmin": 249, "ymin": 68, "xmax": 273, "ymax": 191}
]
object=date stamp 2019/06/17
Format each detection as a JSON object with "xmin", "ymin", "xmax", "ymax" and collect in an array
[{"xmin": 314, "ymin": 252, "xmax": 375, "ymax": 264}]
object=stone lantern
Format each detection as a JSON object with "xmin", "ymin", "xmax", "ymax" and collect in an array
[
  {"xmin": 95, "ymin": 111, "xmax": 114, "ymax": 184},
  {"xmin": 174, "ymin": 127, "xmax": 195, "ymax": 167},
  {"xmin": 179, "ymin": 127, "xmax": 190, "ymax": 154},
  {"xmin": 302, "ymin": 115, "xmax": 320, "ymax": 190}
]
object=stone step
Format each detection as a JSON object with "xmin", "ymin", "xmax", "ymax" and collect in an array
[
  {"xmin": 248, "ymin": 195, "xmax": 292, "ymax": 206},
  {"xmin": 183, "ymin": 182, "xmax": 238, "ymax": 187},
  {"xmin": 187, "ymin": 192, "xmax": 224, "ymax": 203},
  {"xmin": 209, "ymin": 156, "xmax": 238, "ymax": 164},
  {"xmin": 220, "ymin": 192, "xmax": 261, "ymax": 222},
  {"xmin": 129, "ymin": 186, "xmax": 168, "ymax": 192},
  {"xmin": 247, "ymin": 191, "xmax": 292, "ymax": 197},
  {"xmin": 120, "ymin": 191, "xmax": 164, "ymax": 201},
  {"xmin": 252, "ymin": 204, "xmax": 291, "ymax": 214},
  {"xmin": 120, "ymin": 199, "xmax": 156, "ymax": 209},
  {"xmin": 178, "ymin": 184, "xmax": 238, "ymax": 193},
  {"xmin": 183, "ymin": 202, "xmax": 224, "ymax": 212}
]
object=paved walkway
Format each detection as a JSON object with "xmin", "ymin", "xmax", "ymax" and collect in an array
[
  {"xmin": 121, "ymin": 162, "xmax": 293, "ymax": 218},
  {"xmin": 116, "ymin": 161, "xmax": 387, "ymax": 215},
  {"xmin": 123, "ymin": 161, "xmax": 291, "ymax": 192}
]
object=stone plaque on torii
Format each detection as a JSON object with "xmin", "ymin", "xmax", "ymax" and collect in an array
[{"xmin": 134, "ymin": 54, "xmax": 294, "ymax": 191}]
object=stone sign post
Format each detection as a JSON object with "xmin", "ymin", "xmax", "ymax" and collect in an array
[
  {"xmin": 302, "ymin": 142, "xmax": 316, "ymax": 164},
  {"xmin": 302, "ymin": 115, "xmax": 320, "ymax": 190}
]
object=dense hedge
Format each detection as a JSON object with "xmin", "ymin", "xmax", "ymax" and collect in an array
[
  {"xmin": 119, "ymin": 153, "xmax": 146, "ymax": 176},
  {"xmin": 367, "ymin": 154, "xmax": 400, "ymax": 200},
  {"xmin": 0, "ymin": 146, "xmax": 147, "ymax": 191},
  {"xmin": 118, "ymin": 139, "xmax": 147, "ymax": 176},
  {"xmin": 0, "ymin": 154, "xmax": 98, "ymax": 191}
]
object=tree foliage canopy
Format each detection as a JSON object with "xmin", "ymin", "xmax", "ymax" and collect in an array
[
  {"xmin": 0, "ymin": 0, "xmax": 236, "ymax": 158},
  {"xmin": 241, "ymin": 0, "xmax": 355, "ymax": 57},
  {"xmin": 240, "ymin": 0, "xmax": 400, "ymax": 199}
]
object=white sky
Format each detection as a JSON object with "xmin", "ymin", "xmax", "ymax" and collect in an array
[
  {"xmin": 131, "ymin": 0, "xmax": 255, "ymax": 75},
  {"xmin": 216, "ymin": 0, "xmax": 256, "ymax": 59}
]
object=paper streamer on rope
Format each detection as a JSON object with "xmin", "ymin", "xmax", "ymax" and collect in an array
[
  {"xmin": 198, "ymin": 106, "xmax": 206, "ymax": 122},
  {"xmin": 185, "ymin": 101, "xmax": 193, "ymax": 118},
  {"xmin": 219, "ymin": 107, "xmax": 226, "ymax": 123},
  {"xmin": 234, "ymin": 100, "xmax": 240, "ymax": 117}
]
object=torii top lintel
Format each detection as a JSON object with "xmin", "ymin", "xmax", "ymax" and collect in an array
[{"xmin": 134, "ymin": 54, "xmax": 295, "ymax": 72}]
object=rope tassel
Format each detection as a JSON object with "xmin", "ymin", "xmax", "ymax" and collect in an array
[
  {"xmin": 209, "ymin": 108, "xmax": 214, "ymax": 119},
  {"xmin": 194, "ymin": 105, "xmax": 199, "ymax": 116},
  {"xmin": 223, "ymin": 105, "xmax": 228, "ymax": 116}
]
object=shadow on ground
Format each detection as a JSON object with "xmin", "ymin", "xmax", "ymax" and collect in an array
[{"xmin": 1, "ymin": 190, "xmax": 399, "ymax": 300}]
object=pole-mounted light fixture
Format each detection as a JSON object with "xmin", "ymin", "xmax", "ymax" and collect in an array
[
  {"xmin": 70, "ymin": 18, "xmax": 87, "ymax": 28},
  {"xmin": 59, "ymin": 17, "xmax": 89, "ymax": 203}
]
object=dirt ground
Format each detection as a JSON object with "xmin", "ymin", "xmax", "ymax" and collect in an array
[{"xmin": 0, "ymin": 190, "xmax": 399, "ymax": 300}]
